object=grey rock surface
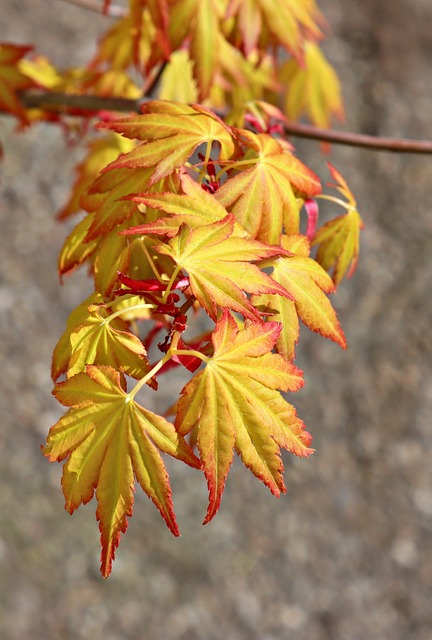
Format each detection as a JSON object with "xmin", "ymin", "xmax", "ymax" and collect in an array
[{"xmin": 1, "ymin": 1, "xmax": 432, "ymax": 638}]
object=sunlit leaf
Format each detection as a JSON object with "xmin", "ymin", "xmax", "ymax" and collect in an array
[
  {"xmin": 157, "ymin": 214, "xmax": 292, "ymax": 320},
  {"xmin": 280, "ymin": 41, "xmax": 344, "ymax": 128},
  {"xmin": 68, "ymin": 305, "xmax": 152, "ymax": 380},
  {"xmin": 255, "ymin": 234, "xmax": 346, "ymax": 360},
  {"xmin": 312, "ymin": 164, "xmax": 364, "ymax": 286},
  {"xmin": 100, "ymin": 100, "xmax": 236, "ymax": 183},
  {"xmin": 226, "ymin": 0, "xmax": 322, "ymax": 58},
  {"xmin": 176, "ymin": 311, "xmax": 312, "ymax": 522},
  {"xmin": 43, "ymin": 365, "xmax": 200, "ymax": 577},
  {"xmin": 0, "ymin": 43, "xmax": 34, "ymax": 123},
  {"xmin": 215, "ymin": 131, "xmax": 321, "ymax": 242}
]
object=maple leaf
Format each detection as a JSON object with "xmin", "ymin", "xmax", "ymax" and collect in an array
[
  {"xmin": 312, "ymin": 164, "xmax": 364, "ymax": 286},
  {"xmin": 254, "ymin": 234, "xmax": 346, "ymax": 361},
  {"xmin": 67, "ymin": 304, "xmax": 153, "ymax": 380},
  {"xmin": 165, "ymin": 0, "xmax": 223, "ymax": 100},
  {"xmin": 57, "ymin": 134, "xmax": 135, "ymax": 220},
  {"xmin": 176, "ymin": 311, "xmax": 312, "ymax": 523},
  {"xmin": 215, "ymin": 131, "xmax": 321, "ymax": 243},
  {"xmin": 122, "ymin": 173, "xmax": 247, "ymax": 237},
  {"xmin": 280, "ymin": 41, "xmax": 344, "ymax": 129},
  {"xmin": 159, "ymin": 50, "xmax": 198, "ymax": 103},
  {"xmin": 209, "ymin": 39, "xmax": 280, "ymax": 124},
  {"xmin": 0, "ymin": 43, "xmax": 35, "ymax": 123},
  {"xmin": 52, "ymin": 293, "xmax": 154, "ymax": 382},
  {"xmin": 226, "ymin": 0, "xmax": 322, "ymax": 59},
  {"xmin": 58, "ymin": 213, "xmax": 100, "ymax": 277},
  {"xmin": 57, "ymin": 209, "xmax": 146, "ymax": 295},
  {"xmin": 90, "ymin": 12, "xmax": 155, "ymax": 72},
  {"xmin": 43, "ymin": 365, "xmax": 200, "ymax": 578},
  {"xmin": 58, "ymin": 202, "xmax": 178, "ymax": 297},
  {"xmin": 156, "ymin": 214, "xmax": 292, "ymax": 321},
  {"xmin": 100, "ymin": 101, "xmax": 236, "ymax": 184},
  {"xmin": 52, "ymin": 293, "xmax": 104, "ymax": 382},
  {"xmin": 81, "ymin": 166, "xmax": 153, "ymax": 240}
]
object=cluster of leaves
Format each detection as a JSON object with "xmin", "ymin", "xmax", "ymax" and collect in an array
[
  {"xmin": 1, "ymin": 0, "xmax": 344, "ymax": 128},
  {"xmin": 0, "ymin": 0, "xmax": 363, "ymax": 577}
]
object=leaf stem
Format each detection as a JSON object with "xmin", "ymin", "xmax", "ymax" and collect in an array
[
  {"xmin": 141, "ymin": 242, "xmax": 166, "ymax": 283},
  {"xmin": 317, "ymin": 194, "xmax": 353, "ymax": 210},
  {"xmin": 198, "ymin": 142, "xmax": 212, "ymax": 185},
  {"xmin": 126, "ymin": 329, "xmax": 185, "ymax": 401},
  {"xmin": 105, "ymin": 303, "xmax": 154, "ymax": 324},
  {"xmin": 162, "ymin": 266, "xmax": 181, "ymax": 303},
  {"xmin": 171, "ymin": 348, "xmax": 209, "ymax": 364},
  {"xmin": 127, "ymin": 353, "xmax": 172, "ymax": 401},
  {"xmin": 215, "ymin": 158, "xmax": 257, "ymax": 182}
]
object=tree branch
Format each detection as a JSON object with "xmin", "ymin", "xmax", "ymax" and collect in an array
[
  {"xmin": 19, "ymin": 90, "xmax": 138, "ymax": 114},
  {"xmin": 282, "ymin": 121, "xmax": 432, "ymax": 155},
  {"xmin": 14, "ymin": 89, "xmax": 432, "ymax": 155}
]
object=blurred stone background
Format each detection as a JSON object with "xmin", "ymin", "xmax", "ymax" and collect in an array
[{"xmin": 1, "ymin": 1, "xmax": 432, "ymax": 638}]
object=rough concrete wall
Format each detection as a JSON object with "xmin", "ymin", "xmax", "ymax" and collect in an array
[{"xmin": 1, "ymin": 1, "xmax": 432, "ymax": 638}]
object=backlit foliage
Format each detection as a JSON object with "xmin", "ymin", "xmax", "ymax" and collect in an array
[{"xmin": 0, "ymin": 0, "xmax": 363, "ymax": 577}]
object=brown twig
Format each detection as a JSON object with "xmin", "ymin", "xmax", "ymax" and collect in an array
[
  {"xmin": 19, "ymin": 90, "xmax": 139, "ymax": 114},
  {"xmin": 58, "ymin": 0, "xmax": 127, "ymax": 17},
  {"xmin": 283, "ymin": 121, "xmax": 432, "ymax": 155},
  {"xmin": 14, "ymin": 90, "xmax": 432, "ymax": 155}
]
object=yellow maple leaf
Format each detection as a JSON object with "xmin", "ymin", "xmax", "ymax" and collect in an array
[
  {"xmin": 254, "ymin": 234, "xmax": 346, "ymax": 360},
  {"xmin": 156, "ymin": 214, "xmax": 292, "ymax": 321},
  {"xmin": 280, "ymin": 41, "xmax": 344, "ymax": 129},
  {"xmin": 43, "ymin": 365, "xmax": 200, "ymax": 577},
  {"xmin": 215, "ymin": 130, "xmax": 321, "ymax": 242},
  {"xmin": 175, "ymin": 310, "xmax": 312, "ymax": 523},
  {"xmin": 312, "ymin": 163, "xmax": 364, "ymax": 286},
  {"xmin": 0, "ymin": 43, "xmax": 34, "ymax": 123}
]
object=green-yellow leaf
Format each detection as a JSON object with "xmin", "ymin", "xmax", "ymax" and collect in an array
[
  {"xmin": 255, "ymin": 234, "xmax": 346, "ymax": 361},
  {"xmin": 81, "ymin": 166, "xmax": 154, "ymax": 240},
  {"xmin": 176, "ymin": 311, "xmax": 312, "ymax": 523},
  {"xmin": 100, "ymin": 101, "xmax": 236, "ymax": 184},
  {"xmin": 215, "ymin": 131, "xmax": 321, "ymax": 243},
  {"xmin": 280, "ymin": 41, "xmax": 344, "ymax": 129},
  {"xmin": 157, "ymin": 214, "xmax": 292, "ymax": 320},
  {"xmin": 58, "ymin": 134, "xmax": 135, "ymax": 220},
  {"xmin": 43, "ymin": 365, "xmax": 200, "ymax": 578},
  {"xmin": 0, "ymin": 43, "xmax": 34, "ymax": 123},
  {"xmin": 124, "ymin": 173, "xmax": 247, "ymax": 236},
  {"xmin": 312, "ymin": 164, "xmax": 364, "ymax": 286},
  {"xmin": 68, "ymin": 305, "xmax": 152, "ymax": 380}
]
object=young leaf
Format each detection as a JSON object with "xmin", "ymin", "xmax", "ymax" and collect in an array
[
  {"xmin": 312, "ymin": 164, "xmax": 364, "ymax": 286},
  {"xmin": 52, "ymin": 293, "xmax": 104, "ymax": 381},
  {"xmin": 67, "ymin": 305, "xmax": 152, "ymax": 380},
  {"xmin": 81, "ymin": 166, "xmax": 153, "ymax": 240},
  {"xmin": 100, "ymin": 101, "xmax": 236, "ymax": 184},
  {"xmin": 156, "ymin": 214, "xmax": 292, "ymax": 321},
  {"xmin": 43, "ymin": 365, "xmax": 200, "ymax": 578},
  {"xmin": 0, "ymin": 43, "xmax": 34, "ymax": 123},
  {"xmin": 226, "ymin": 0, "xmax": 322, "ymax": 59},
  {"xmin": 159, "ymin": 50, "xmax": 198, "ymax": 103},
  {"xmin": 176, "ymin": 311, "xmax": 312, "ymax": 523},
  {"xmin": 166, "ymin": 0, "xmax": 223, "ymax": 100},
  {"xmin": 215, "ymin": 131, "xmax": 321, "ymax": 242},
  {"xmin": 58, "ymin": 134, "xmax": 135, "ymax": 220},
  {"xmin": 255, "ymin": 234, "xmax": 346, "ymax": 361},
  {"xmin": 123, "ymin": 174, "xmax": 246, "ymax": 236},
  {"xmin": 280, "ymin": 41, "xmax": 344, "ymax": 129}
]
